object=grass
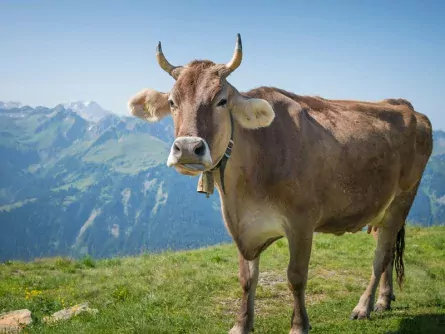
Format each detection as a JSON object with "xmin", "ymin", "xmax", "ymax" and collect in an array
[{"xmin": 0, "ymin": 226, "xmax": 444, "ymax": 333}]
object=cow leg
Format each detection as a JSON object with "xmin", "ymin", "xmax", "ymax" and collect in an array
[
  {"xmin": 369, "ymin": 226, "xmax": 397, "ymax": 312},
  {"xmin": 351, "ymin": 187, "xmax": 414, "ymax": 320},
  {"xmin": 350, "ymin": 224, "xmax": 399, "ymax": 319},
  {"xmin": 229, "ymin": 251, "xmax": 260, "ymax": 334},
  {"xmin": 374, "ymin": 246, "xmax": 396, "ymax": 312},
  {"xmin": 287, "ymin": 230, "xmax": 313, "ymax": 334}
]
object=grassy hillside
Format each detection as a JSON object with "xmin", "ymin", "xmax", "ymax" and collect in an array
[{"xmin": 1, "ymin": 226, "xmax": 444, "ymax": 334}]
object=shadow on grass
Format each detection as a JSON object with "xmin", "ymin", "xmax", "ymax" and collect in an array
[{"xmin": 386, "ymin": 313, "xmax": 445, "ymax": 333}]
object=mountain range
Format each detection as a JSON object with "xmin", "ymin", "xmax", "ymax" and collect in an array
[{"xmin": 0, "ymin": 101, "xmax": 444, "ymax": 262}]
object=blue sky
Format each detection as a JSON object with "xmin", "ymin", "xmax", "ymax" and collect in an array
[{"xmin": 1, "ymin": 0, "xmax": 444, "ymax": 129}]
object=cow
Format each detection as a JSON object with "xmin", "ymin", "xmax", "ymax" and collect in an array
[{"xmin": 127, "ymin": 34, "xmax": 433, "ymax": 334}]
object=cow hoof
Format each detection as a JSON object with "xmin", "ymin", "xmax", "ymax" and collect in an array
[
  {"xmin": 349, "ymin": 309, "xmax": 370, "ymax": 320},
  {"xmin": 374, "ymin": 302, "xmax": 391, "ymax": 313},
  {"xmin": 391, "ymin": 294, "xmax": 396, "ymax": 301}
]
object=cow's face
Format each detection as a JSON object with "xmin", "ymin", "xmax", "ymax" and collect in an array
[{"xmin": 128, "ymin": 34, "xmax": 275, "ymax": 176}]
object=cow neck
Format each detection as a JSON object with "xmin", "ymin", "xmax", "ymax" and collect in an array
[{"xmin": 197, "ymin": 112, "xmax": 234, "ymax": 198}]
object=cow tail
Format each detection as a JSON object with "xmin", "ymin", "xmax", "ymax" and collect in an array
[{"xmin": 395, "ymin": 224, "xmax": 406, "ymax": 290}]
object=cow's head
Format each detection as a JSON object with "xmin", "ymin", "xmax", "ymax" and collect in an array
[{"xmin": 128, "ymin": 34, "xmax": 275, "ymax": 176}]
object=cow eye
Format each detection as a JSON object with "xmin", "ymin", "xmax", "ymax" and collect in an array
[
  {"xmin": 217, "ymin": 99, "xmax": 227, "ymax": 107},
  {"xmin": 168, "ymin": 100, "xmax": 175, "ymax": 108}
]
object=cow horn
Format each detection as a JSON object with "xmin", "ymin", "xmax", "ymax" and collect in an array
[
  {"xmin": 222, "ymin": 33, "xmax": 243, "ymax": 77},
  {"xmin": 156, "ymin": 41, "xmax": 182, "ymax": 79}
]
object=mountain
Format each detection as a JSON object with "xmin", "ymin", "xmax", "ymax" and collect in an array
[
  {"xmin": 432, "ymin": 130, "xmax": 445, "ymax": 156},
  {"xmin": 408, "ymin": 130, "xmax": 445, "ymax": 226},
  {"xmin": 62, "ymin": 100, "xmax": 113, "ymax": 122},
  {"xmin": 0, "ymin": 102, "xmax": 229, "ymax": 262},
  {"xmin": 0, "ymin": 101, "xmax": 444, "ymax": 262},
  {"xmin": 0, "ymin": 101, "xmax": 23, "ymax": 110}
]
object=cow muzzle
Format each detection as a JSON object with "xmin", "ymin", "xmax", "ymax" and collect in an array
[{"xmin": 166, "ymin": 136, "xmax": 213, "ymax": 175}]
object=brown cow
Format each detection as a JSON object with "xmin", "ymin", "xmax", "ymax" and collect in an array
[{"xmin": 127, "ymin": 34, "xmax": 433, "ymax": 334}]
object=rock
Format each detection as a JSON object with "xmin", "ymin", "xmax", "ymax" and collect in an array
[
  {"xmin": 0, "ymin": 309, "xmax": 32, "ymax": 333},
  {"xmin": 42, "ymin": 302, "xmax": 98, "ymax": 324}
]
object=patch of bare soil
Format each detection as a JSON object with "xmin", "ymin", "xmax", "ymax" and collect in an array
[{"xmin": 218, "ymin": 271, "xmax": 326, "ymax": 317}]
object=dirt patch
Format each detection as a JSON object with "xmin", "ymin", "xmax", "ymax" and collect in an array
[
  {"xmin": 258, "ymin": 270, "xmax": 287, "ymax": 287},
  {"xmin": 11, "ymin": 270, "xmax": 26, "ymax": 277},
  {"xmin": 310, "ymin": 268, "xmax": 368, "ymax": 284},
  {"xmin": 310, "ymin": 268, "xmax": 338, "ymax": 280},
  {"xmin": 218, "ymin": 270, "xmax": 326, "ymax": 317}
]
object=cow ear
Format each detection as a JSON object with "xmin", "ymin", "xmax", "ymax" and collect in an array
[
  {"xmin": 128, "ymin": 88, "xmax": 170, "ymax": 122},
  {"xmin": 231, "ymin": 95, "xmax": 275, "ymax": 129}
]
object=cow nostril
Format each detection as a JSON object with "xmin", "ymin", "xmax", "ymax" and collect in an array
[
  {"xmin": 194, "ymin": 142, "xmax": 205, "ymax": 156},
  {"xmin": 173, "ymin": 143, "xmax": 180, "ymax": 153}
]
